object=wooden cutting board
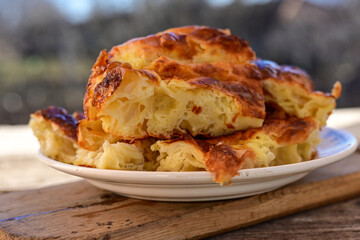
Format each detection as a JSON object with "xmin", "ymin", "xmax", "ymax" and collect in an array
[{"xmin": 1, "ymin": 151, "xmax": 359, "ymax": 240}]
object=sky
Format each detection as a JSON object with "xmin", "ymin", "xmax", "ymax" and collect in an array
[
  {"xmin": 0, "ymin": 0, "xmax": 352, "ymax": 28},
  {"xmin": 48, "ymin": 0, "xmax": 135, "ymax": 23},
  {"xmin": 47, "ymin": 0, "xmax": 350, "ymax": 24}
]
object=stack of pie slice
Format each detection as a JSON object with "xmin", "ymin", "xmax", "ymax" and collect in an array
[{"xmin": 30, "ymin": 26, "xmax": 341, "ymax": 184}]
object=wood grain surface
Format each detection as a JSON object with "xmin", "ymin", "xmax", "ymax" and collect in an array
[
  {"xmin": 1, "ymin": 162, "xmax": 360, "ymax": 239},
  {"xmin": 209, "ymin": 196, "xmax": 360, "ymax": 240}
]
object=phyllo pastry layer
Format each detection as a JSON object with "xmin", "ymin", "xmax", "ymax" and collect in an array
[{"xmin": 29, "ymin": 26, "xmax": 341, "ymax": 184}]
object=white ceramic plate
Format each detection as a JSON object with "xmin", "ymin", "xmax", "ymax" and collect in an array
[{"xmin": 38, "ymin": 127, "xmax": 358, "ymax": 202}]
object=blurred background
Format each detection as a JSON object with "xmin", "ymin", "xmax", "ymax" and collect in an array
[{"xmin": 0, "ymin": 0, "xmax": 359, "ymax": 124}]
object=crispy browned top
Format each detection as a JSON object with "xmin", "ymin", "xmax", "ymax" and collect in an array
[
  {"xmin": 149, "ymin": 56, "xmax": 265, "ymax": 118},
  {"xmin": 162, "ymin": 25, "xmax": 230, "ymax": 36},
  {"xmin": 204, "ymin": 144, "xmax": 255, "ymax": 184},
  {"xmin": 84, "ymin": 26, "xmax": 259, "ymax": 121},
  {"xmin": 32, "ymin": 106, "xmax": 84, "ymax": 141},
  {"xmin": 109, "ymin": 26, "xmax": 255, "ymax": 68},
  {"xmin": 84, "ymin": 50, "xmax": 265, "ymax": 121},
  {"xmin": 331, "ymin": 81, "xmax": 342, "ymax": 99},
  {"xmin": 84, "ymin": 50, "xmax": 110, "ymax": 118},
  {"xmin": 253, "ymin": 59, "xmax": 314, "ymax": 92},
  {"xmin": 263, "ymin": 102, "xmax": 318, "ymax": 145}
]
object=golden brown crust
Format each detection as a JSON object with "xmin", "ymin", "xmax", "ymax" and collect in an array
[
  {"xmin": 161, "ymin": 26, "xmax": 254, "ymax": 60},
  {"xmin": 253, "ymin": 59, "xmax": 314, "ymax": 92},
  {"xmin": 84, "ymin": 50, "xmax": 110, "ymax": 118},
  {"xmin": 161, "ymin": 25, "xmax": 230, "ymax": 36},
  {"xmin": 32, "ymin": 106, "xmax": 84, "ymax": 141},
  {"xmin": 331, "ymin": 81, "xmax": 342, "ymax": 99},
  {"xmin": 265, "ymin": 117, "xmax": 317, "ymax": 145},
  {"xmin": 205, "ymin": 144, "xmax": 255, "ymax": 184},
  {"xmin": 149, "ymin": 56, "xmax": 265, "ymax": 119},
  {"xmin": 91, "ymin": 49, "xmax": 110, "ymax": 77},
  {"xmin": 92, "ymin": 63, "xmax": 128, "ymax": 110},
  {"xmin": 147, "ymin": 56, "xmax": 200, "ymax": 80},
  {"xmin": 109, "ymin": 26, "xmax": 255, "ymax": 68},
  {"xmin": 263, "ymin": 102, "xmax": 317, "ymax": 145}
]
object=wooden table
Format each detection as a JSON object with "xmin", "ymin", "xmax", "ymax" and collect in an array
[{"xmin": 1, "ymin": 108, "xmax": 360, "ymax": 239}]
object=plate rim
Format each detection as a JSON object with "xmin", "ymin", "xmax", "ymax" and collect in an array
[{"xmin": 38, "ymin": 127, "xmax": 358, "ymax": 185}]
